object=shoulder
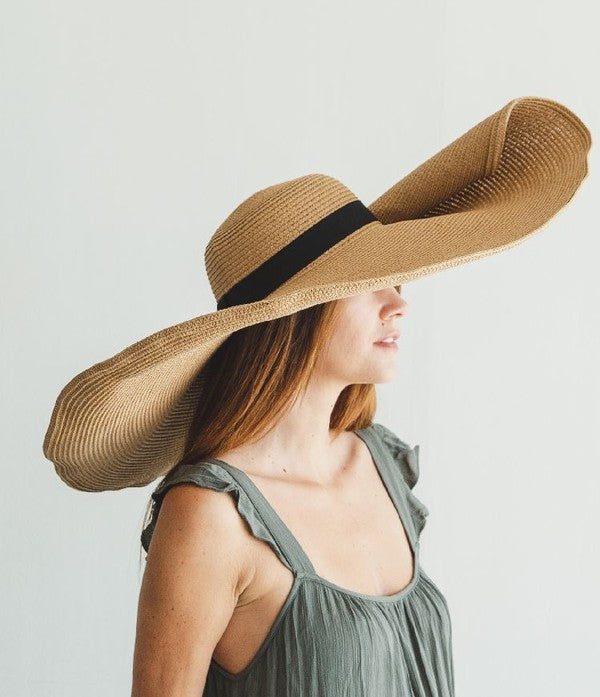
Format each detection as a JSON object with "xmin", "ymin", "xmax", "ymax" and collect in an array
[
  {"xmin": 156, "ymin": 479, "xmax": 256, "ymax": 554},
  {"xmin": 368, "ymin": 421, "xmax": 421, "ymax": 490},
  {"xmin": 369, "ymin": 421, "xmax": 412, "ymax": 451},
  {"xmin": 159, "ymin": 480, "xmax": 248, "ymax": 535},
  {"xmin": 143, "ymin": 469, "xmax": 258, "ymax": 597},
  {"xmin": 368, "ymin": 421, "xmax": 429, "ymax": 535}
]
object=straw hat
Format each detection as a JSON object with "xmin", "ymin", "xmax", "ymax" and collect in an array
[{"xmin": 42, "ymin": 96, "xmax": 592, "ymax": 492}]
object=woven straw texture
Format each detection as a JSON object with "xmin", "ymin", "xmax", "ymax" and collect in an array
[{"xmin": 42, "ymin": 96, "xmax": 591, "ymax": 491}]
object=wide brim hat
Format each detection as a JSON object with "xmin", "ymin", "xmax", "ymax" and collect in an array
[{"xmin": 43, "ymin": 96, "xmax": 592, "ymax": 492}]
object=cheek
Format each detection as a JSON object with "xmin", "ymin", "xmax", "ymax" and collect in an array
[
  {"xmin": 327, "ymin": 303, "xmax": 375, "ymax": 355},
  {"xmin": 331, "ymin": 329, "xmax": 369, "ymax": 357}
]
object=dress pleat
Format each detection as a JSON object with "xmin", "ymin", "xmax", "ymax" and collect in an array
[{"xmin": 141, "ymin": 422, "xmax": 455, "ymax": 696}]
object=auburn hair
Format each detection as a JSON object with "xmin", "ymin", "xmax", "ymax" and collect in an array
[{"xmin": 138, "ymin": 296, "xmax": 377, "ymax": 570}]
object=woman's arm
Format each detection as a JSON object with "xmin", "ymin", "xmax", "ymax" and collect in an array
[{"xmin": 131, "ymin": 484, "xmax": 252, "ymax": 696}]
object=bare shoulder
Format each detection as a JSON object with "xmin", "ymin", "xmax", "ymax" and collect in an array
[
  {"xmin": 152, "ymin": 482, "xmax": 257, "ymax": 598},
  {"xmin": 132, "ymin": 483, "xmax": 257, "ymax": 693}
]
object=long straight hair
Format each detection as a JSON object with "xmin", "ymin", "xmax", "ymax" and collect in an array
[{"xmin": 138, "ymin": 297, "xmax": 377, "ymax": 570}]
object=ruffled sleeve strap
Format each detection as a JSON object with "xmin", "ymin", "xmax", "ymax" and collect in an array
[
  {"xmin": 140, "ymin": 461, "xmax": 291, "ymax": 570},
  {"xmin": 371, "ymin": 422, "xmax": 429, "ymax": 537}
]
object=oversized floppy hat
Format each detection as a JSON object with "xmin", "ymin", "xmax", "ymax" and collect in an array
[{"xmin": 42, "ymin": 96, "xmax": 591, "ymax": 492}]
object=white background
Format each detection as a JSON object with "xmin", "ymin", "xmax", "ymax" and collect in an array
[{"xmin": 1, "ymin": 1, "xmax": 598, "ymax": 695}]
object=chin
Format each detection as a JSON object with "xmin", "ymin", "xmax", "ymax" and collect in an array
[{"xmin": 362, "ymin": 369, "xmax": 397, "ymax": 384}]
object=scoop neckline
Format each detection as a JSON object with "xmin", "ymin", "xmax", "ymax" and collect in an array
[{"xmin": 203, "ymin": 423, "xmax": 421, "ymax": 604}]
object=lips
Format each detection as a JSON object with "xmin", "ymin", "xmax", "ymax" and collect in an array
[
  {"xmin": 374, "ymin": 336, "xmax": 399, "ymax": 350},
  {"xmin": 374, "ymin": 331, "xmax": 400, "ymax": 343}
]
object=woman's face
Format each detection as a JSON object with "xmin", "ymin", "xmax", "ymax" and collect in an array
[{"xmin": 317, "ymin": 286, "xmax": 407, "ymax": 386}]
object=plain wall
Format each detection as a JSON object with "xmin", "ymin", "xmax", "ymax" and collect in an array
[{"xmin": 1, "ymin": 1, "xmax": 598, "ymax": 695}]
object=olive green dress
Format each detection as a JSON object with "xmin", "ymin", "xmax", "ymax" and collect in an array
[{"xmin": 141, "ymin": 422, "xmax": 455, "ymax": 696}]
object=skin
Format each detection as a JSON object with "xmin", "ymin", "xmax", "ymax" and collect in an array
[
  {"xmin": 222, "ymin": 285, "xmax": 408, "ymax": 484},
  {"xmin": 131, "ymin": 285, "xmax": 409, "ymax": 693}
]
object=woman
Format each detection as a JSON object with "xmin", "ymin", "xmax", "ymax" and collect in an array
[
  {"xmin": 42, "ymin": 97, "xmax": 591, "ymax": 696},
  {"xmin": 135, "ymin": 284, "xmax": 447, "ymax": 695}
]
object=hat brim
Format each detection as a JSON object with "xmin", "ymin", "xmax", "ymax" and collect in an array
[{"xmin": 42, "ymin": 95, "xmax": 591, "ymax": 491}]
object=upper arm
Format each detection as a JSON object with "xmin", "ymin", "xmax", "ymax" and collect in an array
[{"xmin": 131, "ymin": 483, "xmax": 254, "ymax": 696}]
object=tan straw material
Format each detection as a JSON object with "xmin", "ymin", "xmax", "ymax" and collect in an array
[{"xmin": 42, "ymin": 96, "xmax": 592, "ymax": 492}]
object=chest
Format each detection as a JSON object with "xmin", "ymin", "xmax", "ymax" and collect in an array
[
  {"xmin": 211, "ymin": 450, "xmax": 416, "ymax": 676},
  {"xmin": 256, "ymin": 468, "xmax": 414, "ymax": 590}
]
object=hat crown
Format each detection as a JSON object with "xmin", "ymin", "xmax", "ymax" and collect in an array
[
  {"xmin": 204, "ymin": 173, "xmax": 361, "ymax": 305},
  {"xmin": 42, "ymin": 97, "xmax": 592, "ymax": 491}
]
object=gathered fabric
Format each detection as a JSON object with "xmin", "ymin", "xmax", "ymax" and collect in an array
[{"xmin": 142, "ymin": 422, "xmax": 454, "ymax": 696}]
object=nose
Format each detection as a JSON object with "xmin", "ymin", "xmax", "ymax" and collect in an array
[{"xmin": 381, "ymin": 289, "xmax": 407, "ymax": 320}]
